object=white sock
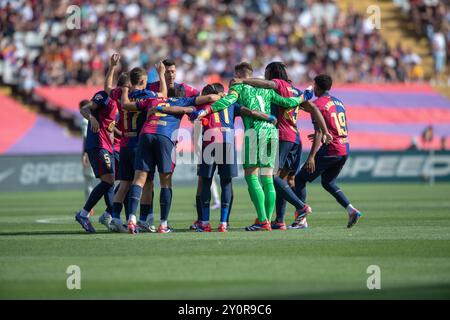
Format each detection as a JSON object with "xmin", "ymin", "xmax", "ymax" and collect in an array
[
  {"xmin": 203, "ymin": 220, "xmax": 210, "ymax": 225},
  {"xmin": 220, "ymin": 222, "xmax": 227, "ymax": 227},
  {"xmin": 346, "ymin": 204, "xmax": 355, "ymax": 214},
  {"xmin": 160, "ymin": 220, "xmax": 168, "ymax": 227},
  {"xmin": 80, "ymin": 209, "xmax": 90, "ymax": 218},
  {"xmin": 128, "ymin": 214, "xmax": 136, "ymax": 224}
]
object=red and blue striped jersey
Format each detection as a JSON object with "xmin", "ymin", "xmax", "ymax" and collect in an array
[
  {"xmin": 137, "ymin": 97, "xmax": 197, "ymax": 142},
  {"xmin": 271, "ymin": 78, "xmax": 302, "ymax": 144},
  {"xmin": 112, "ymin": 88, "xmax": 158, "ymax": 148},
  {"xmin": 85, "ymin": 97, "xmax": 117, "ymax": 153},
  {"xmin": 313, "ymin": 93, "xmax": 350, "ymax": 156},
  {"xmin": 196, "ymin": 102, "xmax": 241, "ymax": 146}
]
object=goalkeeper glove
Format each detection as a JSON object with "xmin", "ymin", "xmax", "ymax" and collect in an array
[
  {"xmin": 268, "ymin": 115, "xmax": 277, "ymax": 124},
  {"xmin": 302, "ymin": 86, "xmax": 314, "ymax": 101}
]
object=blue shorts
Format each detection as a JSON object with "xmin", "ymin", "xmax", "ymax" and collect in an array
[
  {"xmin": 135, "ymin": 134, "xmax": 175, "ymax": 174},
  {"xmin": 197, "ymin": 143, "xmax": 238, "ymax": 178},
  {"xmin": 278, "ymin": 140, "xmax": 302, "ymax": 175},
  {"xmin": 87, "ymin": 148, "xmax": 115, "ymax": 178},
  {"xmin": 298, "ymin": 152, "xmax": 348, "ymax": 183},
  {"xmin": 119, "ymin": 146, "xmax": 137, "ymax": 181}
]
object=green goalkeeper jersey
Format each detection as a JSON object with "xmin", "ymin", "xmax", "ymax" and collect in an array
[{"xmin": 211, "ymin": 83, "xmax": 302, "ymax": 132}]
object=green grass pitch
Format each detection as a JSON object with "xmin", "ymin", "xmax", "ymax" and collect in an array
[{"xmin": 1, "ymin": 183, "xmax": 450, "ymax": 299}]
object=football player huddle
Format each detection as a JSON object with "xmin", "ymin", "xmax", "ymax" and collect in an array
[{"xmin": 76, "ymin": 54, "xmax": 362, "ymax": 234}]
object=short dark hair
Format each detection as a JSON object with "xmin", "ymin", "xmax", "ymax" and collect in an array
[
  {"xmin": 79, "ymin": 99, "xmax": 90, "ymax": 110},
  {"xmin": 265, "ymin": 61, "xmax": 290, "ymax": 82},
  {"xmin": 314, "ymin": 74, "xmax": 333, "ymax": 91},
  {"xmin": 117, "ymin": 72, "xmax": 130, "ymax": 87},
  {"xmin": 129, "ymin": 67, "xmax": 147, "ymax": 85},
  {"xmin": 201, "ymin": 83, "xmax": 225, "ymax": 95},
  {"xmin": 234, "ymin": 62, "xmax": 253, "ymax": 74},
  {"xmin": 163, "ymin": 59, "xmax": 176, "ymax": 67}
]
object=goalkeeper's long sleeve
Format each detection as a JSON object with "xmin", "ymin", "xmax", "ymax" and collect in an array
[
  {"xmin": 211, "ymin": 91, "xmax": 239, "ymax": 112},
  {"xmin": 270, "ymin": 91, "xmax": 302, "ymax": 109}
]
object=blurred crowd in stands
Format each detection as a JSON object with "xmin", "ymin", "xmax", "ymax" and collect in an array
[
  {"xmin": 395, "ymin": 0, "xmax": 449, "ymax": 77},
  {"xmin": 0, "ymin": 0, "xmax": 448, "ymax": 90}
]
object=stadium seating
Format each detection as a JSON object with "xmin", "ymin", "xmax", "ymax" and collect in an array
[
  {"xmin": 28, "ymin": 83, "xmax": 450, "ymax": 152},
  {"xmin": 0, "ymin": 91, "xmax": 82, "ymax": 154}
]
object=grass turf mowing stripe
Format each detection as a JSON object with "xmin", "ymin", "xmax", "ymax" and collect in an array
[{"xmin": 0, "ymin": 183, "xmax": 449, "ymax": 299}]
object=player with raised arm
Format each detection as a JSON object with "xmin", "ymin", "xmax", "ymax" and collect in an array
[
  {"xmin": 292, "ymin": 74, "xmax": 362, "ymax": 229},
  {"xmin": 233, "ymin": 61, "xmax": 331, "ymax": 230},
  {"xmin": 147, "ymin": 58, "xmax": 199, "ymax": 231},
  {"xmin": 75, "ymin": 91, "xmax": 117, "ymax": 233},
  {"xmin": 121, "ymin": 88, "xmax": 223, "ymax": 233},
  {"xmin": 196, "ymin": 62, "xmax": 332, "ymax": 231},
  {"xmin": 106, "ymin": 58, "xmax": 168, "ymax": 233},
  {"xmin": 95, "ymin": 54, "xmax": 131, "ymax": 229},
  {"xmin": 190, "ymin": 82, "xmax": 279, "ymax": 232}
]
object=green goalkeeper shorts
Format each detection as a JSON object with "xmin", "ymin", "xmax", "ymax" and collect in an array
[{"xmin": 243, "ymin": 128, "xmax": 278, "ymax": 169}]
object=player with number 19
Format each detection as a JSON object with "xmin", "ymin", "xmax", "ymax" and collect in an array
[{"xmin": 292, "ymin": 74, "xmax": 362, "ymax": 229}]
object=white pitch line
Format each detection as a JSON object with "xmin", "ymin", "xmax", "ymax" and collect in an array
[{"xmin": 36, "ymin": 217, "xmax": 74, "ymax": 224}]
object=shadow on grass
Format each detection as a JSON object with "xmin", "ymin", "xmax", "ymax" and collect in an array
[
  {"xmin": 249, "ymin": 283, "xmax": 450, "ymax": 300},
  {"xmin": 0, "ymin": 230, "xmax": 111, "ymax": 236},
  {"xmin": 0, "ymin": 228, "xmax": 234, "ymax": 236}
]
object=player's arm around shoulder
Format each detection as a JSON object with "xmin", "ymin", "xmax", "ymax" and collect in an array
[
  {"xmin": 194, "ymin": 92, "xmax": 225, "ymax": 106},
  {"xmin": 156, "ymin": 99, "xmax": 195, "ymax": 116},
  {"xmin": 188, "ymin": 93, "xmax": 224, "ymax": 121},
  {"xmin": 210, "ymin": 88, "xmax": 239, "ymax": 113},
  {"xmin": 120, "ymin": 87, "xmax": 140, "ymax": 111},
  {"xmin": 234, "ymin": 77, "xmax": 278, "ymax": 90},
  {"xmin": 270, "ymin": 89, "xmax": 301, "ymax": 108}
]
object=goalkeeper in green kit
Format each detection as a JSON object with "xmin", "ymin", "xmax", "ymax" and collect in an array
[{"xmin": 195, "ymin": 62, "xmax": 332, "ymax": 231}]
